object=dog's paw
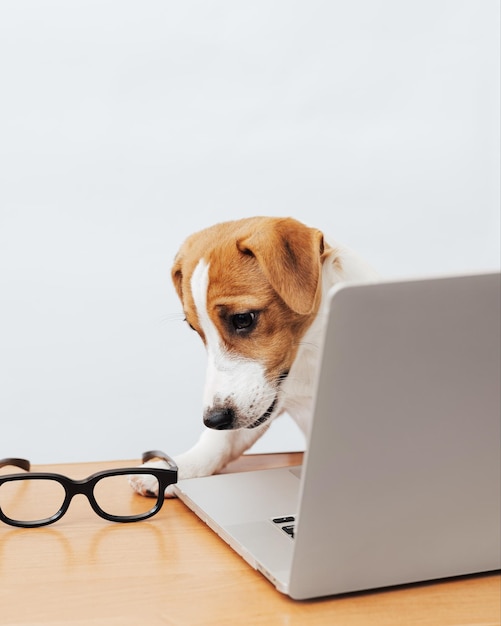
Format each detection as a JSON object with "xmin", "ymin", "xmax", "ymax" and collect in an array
[{"xmin": 128, "ymin": 460, "xmax": 178, "ymax": 499}]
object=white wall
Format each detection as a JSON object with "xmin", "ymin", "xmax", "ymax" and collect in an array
[{"xmin": 1, "ymin": 1, "xmax": 499, "ymax": 463}]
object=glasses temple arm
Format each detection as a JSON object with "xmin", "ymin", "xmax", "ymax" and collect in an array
[
  {"xmin": 141, "ymin": 450, "xmax": 177, "ymax": 470},
  {"xmin": 0, "ymin": 458, "xmax": 31, "ymax": 472}
]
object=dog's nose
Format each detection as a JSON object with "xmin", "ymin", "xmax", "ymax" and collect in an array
[{"xmin": 203, "ymin": 408, "xmax": 235, "ymax": 430}]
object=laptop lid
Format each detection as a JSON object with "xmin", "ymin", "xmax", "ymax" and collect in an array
[
  {"xmin": 175, "ymin": 272, "xmax": 501, "ymax": 600},
  {"xmin": 289, "ymin": 271, "xmax": 501, "ymax": 598}
]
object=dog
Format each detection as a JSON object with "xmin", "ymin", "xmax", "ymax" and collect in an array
[{"xmin": 130, "ymin": 216, "xmax": 379, "ymax": 497}]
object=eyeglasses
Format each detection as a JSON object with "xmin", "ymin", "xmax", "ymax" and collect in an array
[{"xmin": 0, "ymin": 451, "xmax": 177, "ymax": 528}]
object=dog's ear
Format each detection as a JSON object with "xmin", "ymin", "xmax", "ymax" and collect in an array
[
  {"xmin": 237, "ymin": 218, "xmax": 327, "ymax": 315},
  {"xmin": 171, "ymin": 255, "xmax": 183, "ymax": 301}
]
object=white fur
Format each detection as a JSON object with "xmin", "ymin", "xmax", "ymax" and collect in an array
[
  {"xmin": 192, "ymin": 260, "xmax": 278, "ymax": 429},
  {"xmin": 129, "ymin": 238, "xmax": 378, "ymax": 497}
]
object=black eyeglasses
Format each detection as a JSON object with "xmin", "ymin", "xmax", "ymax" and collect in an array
[{"xmin": 0, "ymin": 451, "xmax": 177, "ymax": 528}]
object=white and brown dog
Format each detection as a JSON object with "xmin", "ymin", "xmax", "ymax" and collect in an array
[{"xmin": 130, "ymin": 216, "xmax": 378, "ymax": 497}]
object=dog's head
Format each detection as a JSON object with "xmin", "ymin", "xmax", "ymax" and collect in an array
[{"xmin": 171, "ymin": 217, "xmax": 332, "ymax": 430}]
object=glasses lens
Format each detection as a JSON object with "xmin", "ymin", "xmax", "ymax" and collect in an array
[
  {"xmin": 0, "ymin": 477, "xmax": 66, "ymax": 524},
  {"xmin": 93, "ymin": 474, "xmax": 161, "ymax": 519}
]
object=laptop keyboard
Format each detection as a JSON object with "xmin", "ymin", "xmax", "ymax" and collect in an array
[{"xmin": 272, "ymin": 515, "xmax": 296, "ymax": 539}]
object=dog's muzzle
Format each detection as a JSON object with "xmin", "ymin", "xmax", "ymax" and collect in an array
[
  {"xmin": 203, "ymin": 371, "xmax": 288, "ymax": 430},
  {"xmin": 203, "ymin": 398, "xmax": 277, "ymax": 430}
]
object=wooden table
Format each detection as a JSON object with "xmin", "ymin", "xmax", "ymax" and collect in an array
[{"xmin": 0, "ymin": 453, "xmax": 499, "ymax": 626}]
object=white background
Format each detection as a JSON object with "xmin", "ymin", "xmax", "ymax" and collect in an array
[{"xmin": 0, "ymin": 1, "xmax": 499, "ymax": 464}]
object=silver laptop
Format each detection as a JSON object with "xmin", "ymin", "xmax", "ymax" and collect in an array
[{"xmin": 173, "ymin": 272, "xmax": 501, "ymax": 599}]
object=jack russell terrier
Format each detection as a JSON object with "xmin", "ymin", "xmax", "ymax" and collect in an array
[{"xmin": 130, "ymin": 216, "xmax": 378, "ymax": 497}]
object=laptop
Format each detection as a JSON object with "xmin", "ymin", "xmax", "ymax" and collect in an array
[{"xmin": 173, "ymin": 272, "xmax": 501, "ymax": 600}]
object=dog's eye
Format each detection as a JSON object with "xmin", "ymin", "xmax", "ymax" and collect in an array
[
  {"xmin": 231, "ymin": 312, "xmax": 257, "ymax": 332},
  {"xmin": 184, "ymin": 317, "xmax": 196, "ymax": 332}
]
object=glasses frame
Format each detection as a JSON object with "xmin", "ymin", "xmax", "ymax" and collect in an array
[{"xmin": 0, "ymin": 450, "xmax": 177, "ymax": 528}]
